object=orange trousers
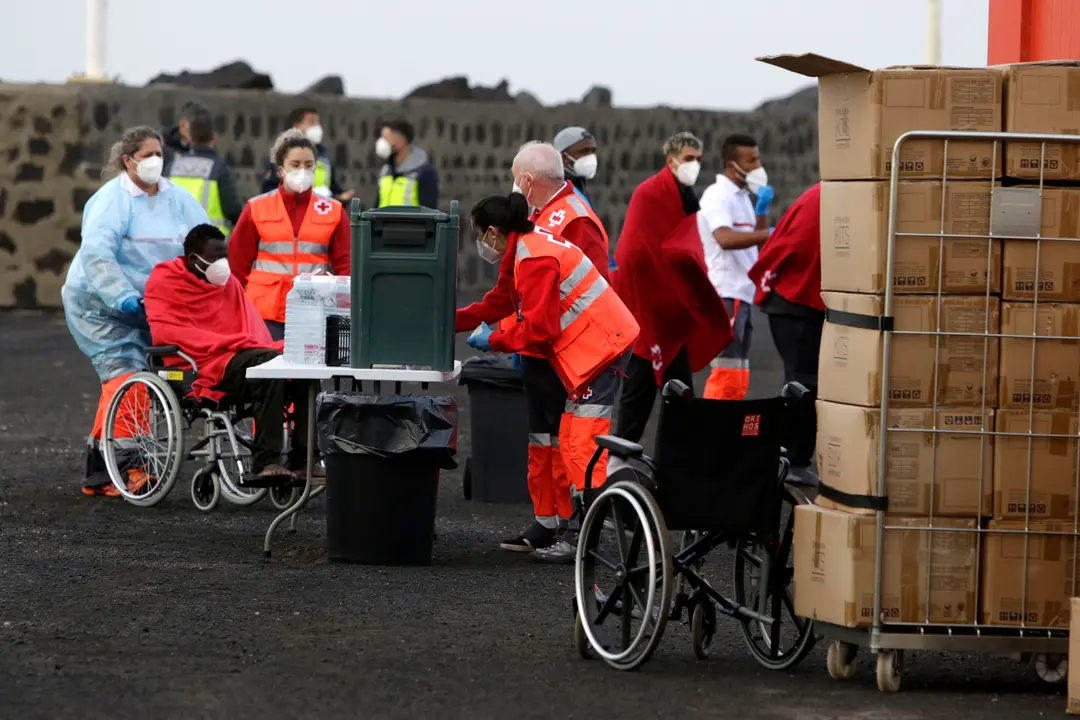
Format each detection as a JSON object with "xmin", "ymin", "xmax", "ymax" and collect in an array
[
  {"xmin": 704, "ymin": 297, "xmax": 753, "ymax": 400},
  {"xmin": 90, "ymin": 372, "xmax": 147, "ymax": 442}
]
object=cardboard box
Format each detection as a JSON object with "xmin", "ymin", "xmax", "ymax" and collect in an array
[
  {"xmin": 758, "ymin": 54, "xmax": 1001, "ymax": 180},
  {"xmin": 998, "ymin": 302, "xmax": 1080, "ymax": 410},
  {"xmin": 980, "ymin": 520, "xmax": 1080, "ymax": 627},
  {"xmin": 1003, "ymin": 63, "xmax": 1080, "ymax": 181},
  {"xmin": 793, "ymin": 504, "xmax": 977, "ymax": 627},
  {"xmin": 1068, "ymin": 597, "xmax": 1080, "ymax": 713},
  {"xmin": 815, "ymin": 400, "xmax": 993, "ymax": 517},
  {"xmin": 820, "ymin": 180, "xmax": 1001, "ymax": 295},
  {"xmin": 1000, "ymin": 185, "xmax": 1080, "ymax": 302},
  {"xmin": 819, "ymin": 292, "xmax": 1000, "ymax": 407},
  {"xmin": 992, "ymin": 409, "xmax": 1080, "ymax": 521}
]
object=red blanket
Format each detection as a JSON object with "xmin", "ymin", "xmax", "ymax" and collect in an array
[
  {"xmin": 144, "ymin": 258, "xmax": 283, "ymax": 401},
  {"xmin": 612, "ymin": 169, "xmax": 732, "ymax": 385},
  {"xmin": 749, "ymin": 183, "xmax": 824, "ymax": 310}
]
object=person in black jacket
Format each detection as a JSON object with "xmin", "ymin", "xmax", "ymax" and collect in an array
[{"xmin": 162, "ymin": 102, "xmax": 208, "ymax": 174}]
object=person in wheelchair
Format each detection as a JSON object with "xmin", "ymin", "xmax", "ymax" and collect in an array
[
  {"xmin": 465, "ymin": 193, "xmax": 640, "ymax": 564},
  {"xmin": 143, "ymin": 224, "xmax": 313, "ymax": 486}
]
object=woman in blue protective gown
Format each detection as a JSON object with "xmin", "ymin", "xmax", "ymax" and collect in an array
[{"xmin": 62, "ymin": 125, "xmax": 210, "ymax": 496}]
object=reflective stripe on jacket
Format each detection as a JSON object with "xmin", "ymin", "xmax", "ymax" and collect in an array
[
  {"xmin": 513, "ymin": 230, "xmax": 638, "ymax": 394},
  {"xmin": 245, "ymin": 189, "xmax": 340, "ymax": 323}
]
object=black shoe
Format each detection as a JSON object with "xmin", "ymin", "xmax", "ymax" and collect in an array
[{"xmin": 499, "ymin": 522, "xmax": 556, "ymax": 552}]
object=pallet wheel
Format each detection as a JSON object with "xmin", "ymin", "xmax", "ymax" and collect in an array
[
  {"xmin": 875, "ymin": 649, "xmax": 904, "ymax": 693},
  {"xmin": 1032, "ymin": 652, "xmax": 1068, "ymax": 683},
  {"xmin": 826, "ymin": 641, "xmax": 858, "ymax": 681},
  {"xmin": 690, "ymin": 598, "xmax": 717, "ymax": 660}
]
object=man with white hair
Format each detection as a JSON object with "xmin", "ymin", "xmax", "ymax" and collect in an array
[{"xmin": 455, "ymin": 141, "xmax": 611, "ymax": 563}]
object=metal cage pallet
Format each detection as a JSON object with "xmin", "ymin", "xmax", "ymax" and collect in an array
[{"xmin": 816, "ymin": 129, "xmax": 1080, "ymax": 693}]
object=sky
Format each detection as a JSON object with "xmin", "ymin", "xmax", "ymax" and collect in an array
[{"xmin": 1, "ymin": 0, "xmax": 990, "ymax": 111}]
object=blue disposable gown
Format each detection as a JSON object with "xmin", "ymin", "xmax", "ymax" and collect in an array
[{"xmin": 62, "ymin": 174, "xmax": 210, "ymax": 382}]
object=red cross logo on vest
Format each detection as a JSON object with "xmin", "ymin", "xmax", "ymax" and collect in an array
[
  {"xmin": 649, "ymin": 344, "xmax": 663, "ymax": 373},
  {"xmin": 314, "ymin": 199, "xmax": 332, "ymax": 215},
  {"xmin": 547, "ymin": 209, "xmax": 567, "ymax": 228}
]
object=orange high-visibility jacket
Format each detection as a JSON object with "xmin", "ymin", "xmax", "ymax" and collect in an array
[
  {"xmin": 513, "ymin": 230, "xmax": 639, "ymax": 395},
  {"xmin": 245, "ymin": 189, "xmax": 340, "ymax": 323},
  {"xmin": 499, "ymin": 192, "xmax": 610, "ymax": 358}
]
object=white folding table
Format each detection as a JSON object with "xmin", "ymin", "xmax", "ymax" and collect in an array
[{"xmin": 246, "ymin": 356, "xmax": 462, "ymax": 557}]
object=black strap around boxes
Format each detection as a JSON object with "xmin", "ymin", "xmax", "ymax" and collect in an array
[
  {"xmin": 817, "ymin": 482, "xmax": 889, "ymax": 512},
  {"xmin": 825, "ymin": 308, "xmax": 894, "ymax": 332}
]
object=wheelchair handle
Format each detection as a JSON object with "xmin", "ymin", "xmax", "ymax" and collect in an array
[
  {"xmin": 661, "ymin": 379, "xmax": 693, "ymax": 398},
  {"xmin": 780, "ymin": 381, "xmax": 809, "ymax": 400}
]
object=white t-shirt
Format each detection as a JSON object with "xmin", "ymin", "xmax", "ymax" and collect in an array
[{"xmin": 699, "ymin": 174, "xmax": 759, "ymax": 303}]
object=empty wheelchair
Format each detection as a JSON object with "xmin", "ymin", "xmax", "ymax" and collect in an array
[
  {"xmin": 100, "ymin": 345, "xmax": 299, "ymax": 512},
  {"xmin": 572, "ymin": 380, "xmax": 816, "ymax": 671}
]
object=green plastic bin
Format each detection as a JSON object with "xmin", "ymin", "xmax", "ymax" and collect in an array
[{"xmin": 348, "ymin": 200, "xmax": 459, "ymax": 371}]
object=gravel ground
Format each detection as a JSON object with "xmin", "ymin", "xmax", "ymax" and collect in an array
[{"xmin": 0, "ymin": 308, "xmax": 1067, "ymax": 719}]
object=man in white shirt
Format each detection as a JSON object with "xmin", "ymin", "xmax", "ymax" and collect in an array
[{"xmin": 698, "ymin": 134, "xmax": 775, "ymax": 399}]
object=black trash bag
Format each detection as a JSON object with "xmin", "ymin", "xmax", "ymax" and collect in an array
[
  {"xmin": 459, "ymin": 355, "xmax": 522, "ymax": 392},
  {"xmin": 316, "ymin": 393, "xmax": 457, "ymax": 469}
]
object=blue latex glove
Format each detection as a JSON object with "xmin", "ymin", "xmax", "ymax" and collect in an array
[
  {"xmin": 510, "ymin": 353, "xmax": 523, "ymax": 371},
  {"xmin": 467, "ymin": 322, "xmax": 493, "ymax": 351},
  {"xmin": 118, "ymin": 295, "xmax": 143, "ymax": 315},
  {"xmin": 754, "ymin": 185, "xmax": 775, "ymax": 216}
]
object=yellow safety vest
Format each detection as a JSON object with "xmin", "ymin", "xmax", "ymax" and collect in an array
[
  {"xmin": 378, "ymin": 174, "xmax": 419, "ymax": 208},
  {"xmin": 314, "ymin": 154, "xmax": 331, "ymax": 195},
  {"xmin": 166, "ymin": 154, "xmax": 231, "ymax": 237}
]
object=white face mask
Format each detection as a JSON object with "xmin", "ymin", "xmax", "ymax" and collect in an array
[
  {"xmin": 133, "ymin": 155, "xmax": 163, "ymax": 185},
  {"xmin": 374, "ymin": 136, "xmax": 393, "ymax": 160},
  {"xmin": 745, "ymin": 166, "xmax": 768, "ymax": 194},
  {"xmin": 304, "ymin": 124, "xmax": 324, "ymax": 146},
  {"xmin": 284, "ymin": 168, "xmax": 314, "ymax": 193},
  {"xmin": 571, "ymin": 154, "xmax": 598, "ymax": 180},
  {"xmin": 674, "ymin": 160, "xmax": 701, "ymax": 187},
  {"xmin": 476, "ymin": 230, "xmax": 504, "ymax": 264},
  {"xmin": 196, "ymin": 255, "xmax": 232, "ymax": 286}
]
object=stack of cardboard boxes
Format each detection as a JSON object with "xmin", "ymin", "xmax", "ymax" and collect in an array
[{"xmin": 760, "ymin": 55, "xmax": 1080, "ymax": 630}]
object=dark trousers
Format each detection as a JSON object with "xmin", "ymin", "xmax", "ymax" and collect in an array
[
  {"xmin": 214, "ymin": 348, "xmax": 310, "ymax": 472},
  {"xmin": 768, "ymin": 313, "xmax": 824, "ymax": 468},
  {"xmin": 265, "ymin": 320, "xmax": 285, "ymax": 342},
  {"xmin": 614, "ymin": 346, "xmax": 693, "ymax": 444}
]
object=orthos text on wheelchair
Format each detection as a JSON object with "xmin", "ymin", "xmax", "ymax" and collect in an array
[{"xmin": 86, "ymin": 223, "xmax": 321, "ymax": 510}]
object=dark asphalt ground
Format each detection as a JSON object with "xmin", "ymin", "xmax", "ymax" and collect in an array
[{"xmin": 0, "ymin": 305, "xmax": 1067, "ymax": 719}]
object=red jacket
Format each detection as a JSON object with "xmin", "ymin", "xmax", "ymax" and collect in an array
[
  {"xmin": 748, "ymin": 183, "xmax": 824, "ymax": 310},
  {"xmin": 455, "ymin": 187, "xmax": 609, "ymax": 334},
  {"xmin": 144, "ymin": 258, "xmax": 283, "ymax": 402},
  {"xmin": 228, "ymin": 184, "xmax": 351, "ymax": 286},
  {"xmin": 613, "ymin": 169, "xmax": 732, "ymax": 385}
]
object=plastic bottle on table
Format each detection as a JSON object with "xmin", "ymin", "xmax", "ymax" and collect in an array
[{"xmin": 284, "ymin": 274, "xmax": 327, "ymax": 365}]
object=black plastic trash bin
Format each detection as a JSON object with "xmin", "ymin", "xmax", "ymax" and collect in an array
[
  {"xmin": 458, "ymin": 356, "xmax": 530, "ymax": 504},
  {"xmin": 317, "ymin": 392, "xmax": 457, "ymax": 566}
]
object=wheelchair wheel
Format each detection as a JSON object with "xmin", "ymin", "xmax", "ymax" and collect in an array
[
  {"xmin": 214, "ymin": 417, "xmax": 267, "ymax": 506},
  {"xmin": 575, "ymin": 472, "xmax": 673, "ymax": 672},
  {"xmin": 732, "ymin": 485, "xmax": 815, "ymax": 671},
  {"xmin": 101, "ymin": 372, "xmax": 184, "ymax": 507},
  {"xmin": 690, "ymin": 598, "xmax": 717, "ymax": 660},
  {"xmin": 190, "ymin": 466, "xmax": 220, "ymax": 512},
  {"xmin": 269, "ymin": 485, "xmax": 300, "ymax": 510}
]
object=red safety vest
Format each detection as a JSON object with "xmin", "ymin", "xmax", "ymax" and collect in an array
[
  {"xmin": 512, "ymin": 230, "xmax": 639, "ymax": 394},
  {"xmin": 245, "ymin": 190, "xmax": 340, "ymax": 323},
  {"xmin": 499, "ymin": 190, "xmax": 610, "ymax": 356}
]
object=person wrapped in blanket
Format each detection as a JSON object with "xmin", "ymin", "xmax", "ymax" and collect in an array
[{"xmin": 143, "ymin": 224, "xmax": 317, "ymax": 487}]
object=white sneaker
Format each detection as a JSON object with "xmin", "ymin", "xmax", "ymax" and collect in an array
[{"xmin": 532, "ymin": 539, "xmax": 577, "ymax": 565}]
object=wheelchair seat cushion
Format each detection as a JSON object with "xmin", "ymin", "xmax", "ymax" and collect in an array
[{"xmin": 651, "ymin": 394, "xmax": 786, "ymax": 534}]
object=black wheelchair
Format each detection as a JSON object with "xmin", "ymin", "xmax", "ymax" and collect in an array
[
  {"xmin": 99, "ymin": 345, "xmax": 298, "ymax": 511},
  {"xmin": 572, "ymin": 379, "xmax": 816, "ymax": 671}
]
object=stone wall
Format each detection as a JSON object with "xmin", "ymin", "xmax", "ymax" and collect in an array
[{"xmin": 0, "ymin": 82, "xmax": 819, "ymax": 308}]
